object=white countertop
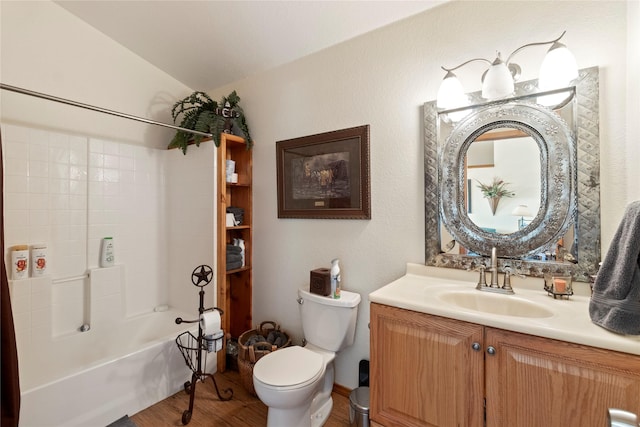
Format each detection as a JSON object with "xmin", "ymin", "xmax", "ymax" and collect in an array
[{"xmin": 369, "ymin": 263, "xmax": 640, "ymax": 356}]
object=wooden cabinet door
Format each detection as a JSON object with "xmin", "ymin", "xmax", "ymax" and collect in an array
[
  {"xmin": 370, "ymin": 303, "xmax": 484, "ymax": 427},
  {"xmin": 485, "ymin": 328, "xmax": 640, "ymax": 427}
]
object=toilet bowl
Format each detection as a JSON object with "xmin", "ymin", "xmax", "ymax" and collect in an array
[
  {"xmin": 253, "ymin": 289, "xmax": 361, "ymax": 427},
  {"xmin": 253, "ymin": 346, "xmax": 327, "ymax": 426}
]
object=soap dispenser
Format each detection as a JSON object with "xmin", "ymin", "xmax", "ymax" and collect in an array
[{"xmin": 330, "ymin": 258, "xmax": 341, "ymax": 299}]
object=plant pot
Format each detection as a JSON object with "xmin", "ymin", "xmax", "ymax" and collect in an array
[{"xmin": 488, "ymin": 196, "xmax": 501, "ymax": 215}]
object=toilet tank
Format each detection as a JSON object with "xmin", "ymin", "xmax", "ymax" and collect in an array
[{"xmin": 298, "ymin": 288, "xmax": 361, "ymax": 352}]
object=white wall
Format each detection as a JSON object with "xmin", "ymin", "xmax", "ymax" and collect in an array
[
  {"xmin": 165, "ymin": 142, "xmax": 216, "ymax": 314},
  {"xmin": 208, "ymin": 1, "xmax": 636, "ymax": 388},
  {"xmin": 0, "ymin": 0, "xmax": 190, "ymax": 148}
]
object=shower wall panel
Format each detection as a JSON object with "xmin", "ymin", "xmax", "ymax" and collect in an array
[{"xmin": 2, "ymin": 123, "xmax": 169, "ymax": 347}]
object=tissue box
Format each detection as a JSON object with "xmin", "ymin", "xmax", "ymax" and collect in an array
[{"xmin": 310, "ymin": 268, "xmax": 331, "ymax": 296}]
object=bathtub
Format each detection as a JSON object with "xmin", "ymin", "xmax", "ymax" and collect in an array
[{"xmin": 19, "ymin": 309, "xmax": 218, "ymax": 427}]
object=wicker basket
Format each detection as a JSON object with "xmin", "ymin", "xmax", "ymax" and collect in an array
[
  {"xmin": 238, "ymin": 357, "xmax": 257, "ymax": 396},
  {"xmin": 238, "ymin": 342, "xmax": 276, "ymax": 396},
  {"xmin": 237, "ymin": 321, "xmax": 291, "ymax": 396}
]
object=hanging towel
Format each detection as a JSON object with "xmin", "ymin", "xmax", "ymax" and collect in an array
[{"xmin": 589, "ymin": 200, "xmax": 640, "ymax": 335}]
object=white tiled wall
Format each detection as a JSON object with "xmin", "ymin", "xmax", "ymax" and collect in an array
[
  {"xmin": 3, "ymin": 125, "xmax": 88, "ymax": 279},
  {"xmin": 2, "ymin": 123, "xmax": 176, "ymax": 350},
  {"xmin": 86, "ymin": 138, "xmax": 169, "ymax": 316}
]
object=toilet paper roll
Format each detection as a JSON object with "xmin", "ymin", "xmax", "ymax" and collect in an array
[{"xmin": 199, "ymin": 311, "xmax": 221, "ymax": 335}]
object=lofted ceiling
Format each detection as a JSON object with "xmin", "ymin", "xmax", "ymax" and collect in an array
[{"xmin": 54, "ymin": 1, "xmax": 446, "ymax": 91}]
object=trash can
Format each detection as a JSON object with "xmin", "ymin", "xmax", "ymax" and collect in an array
[{"xmin": 349, "ymin": 386, "xmax": 370, "ymax": 427}]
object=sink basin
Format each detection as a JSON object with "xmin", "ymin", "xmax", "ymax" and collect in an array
[{"xmin": 437, "ymin": 290, "xmax": 554, "ymax": 318}]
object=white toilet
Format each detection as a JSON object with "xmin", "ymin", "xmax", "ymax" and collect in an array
[{"xmin": 253, "ymin": 288, "xmax": 361, "ymax": 427}]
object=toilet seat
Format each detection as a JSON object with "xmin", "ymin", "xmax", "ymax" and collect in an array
[{"xmin": 253, "ymin": 346, "xmax": 324, "ymax": 391}]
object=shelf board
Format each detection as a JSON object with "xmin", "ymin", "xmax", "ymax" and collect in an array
[
  {"xmin": 226, "ymin": 225, "xmax": 250, "ymax": 231},
  {"xmin": 225, "ymin": 266, "xmax": 251, "ymax": 275}
]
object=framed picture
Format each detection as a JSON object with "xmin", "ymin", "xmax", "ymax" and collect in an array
[{"xmin": 276, "ymin": 125, "xmax": 371, "ymax": 219}]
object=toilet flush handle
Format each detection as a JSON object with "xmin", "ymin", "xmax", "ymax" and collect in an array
[{"xmin": 297, "ymin": 297, "xmax": 304, "ymax": 305}]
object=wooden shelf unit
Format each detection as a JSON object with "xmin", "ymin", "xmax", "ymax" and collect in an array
[{"xmin": 216, "ymin": 133, "xmax": 253, "ymax": 371}]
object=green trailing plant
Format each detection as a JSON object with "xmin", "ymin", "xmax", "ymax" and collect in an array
[
  {"xmin": 476, "ymin": 177, "xmax": 515, "ymax": 198},
  {"xmin": 168, "ymin": 90, "xmax": 253, "ymax": 154}
]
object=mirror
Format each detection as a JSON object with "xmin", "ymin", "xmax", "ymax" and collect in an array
[
  {"xmin": 424, "ymin": 67, "xmax": 600, "ymax": 282},
  {"xmin": 465, "ymin": 129, "xmax": 541, "ymax": 235}
]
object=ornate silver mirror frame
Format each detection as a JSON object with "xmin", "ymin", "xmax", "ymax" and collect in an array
[
  {"xmin": 424, "ymin": 67, "xmax": 600, "ymax": 281},
  {"xmin": 441, "ymin": 102, "xmax": 575, "ymax": 257}
]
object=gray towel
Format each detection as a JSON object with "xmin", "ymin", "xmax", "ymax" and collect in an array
[
  {"xmin": 227, "ymin": 244, "xmax": 242, "ymax": 254},
  {"xmin": 226, "ymin": 261, "xmax": 243, "ymax": 271},
  {"xmin": 589, "ymin": 200, "xmax": 640, "ymax": 335},
  {"xmin": 226, "ymin": 253, "xmax": 242, "ymax": 263}
]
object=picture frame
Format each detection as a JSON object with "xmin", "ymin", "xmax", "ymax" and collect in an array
[{"xmin": 276, "ymin": 125, "xmax": 371, "ymax": 219}]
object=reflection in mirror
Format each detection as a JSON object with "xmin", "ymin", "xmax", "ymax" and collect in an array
[
  {"xmin": 425, "ymin": 67, "xmax": 601, "ymax": 282},
  {"xmin": 465, "ymin": 128, "xmax": 541, "ymax": 235}
]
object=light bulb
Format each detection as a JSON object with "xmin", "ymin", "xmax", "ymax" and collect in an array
[
  {"xmin": 538, "ymin": 42, "xmax": 578, "ymax": 106},
  {"xmin": 437, "ymin": 71, "xmax": 467, "ymax": 110},
  {"xmin": 482, "ymin": 55, "xmax": 514, "ymax": 100}
]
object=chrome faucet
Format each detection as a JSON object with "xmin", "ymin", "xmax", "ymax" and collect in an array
[
  {"xmin": 475, "ymin": 247, "xmax": 516, "ymax": 295},
  {"xmin": 488, "ymin": 247, "xmax": 499, "ymax": 288}
]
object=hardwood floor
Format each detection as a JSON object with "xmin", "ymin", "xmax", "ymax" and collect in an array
[{"xmin": 131, "ymin": 369, "xmax": 352, "ymax": 426}]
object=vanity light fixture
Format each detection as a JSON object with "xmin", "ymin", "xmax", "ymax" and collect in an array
[
  {"xmin": 512, "ymin": 204, "xmax": 533, "ymax": 229},
  {"xmin": 436, "ymin": 31, "xmax": 578, "ymax": 110}
]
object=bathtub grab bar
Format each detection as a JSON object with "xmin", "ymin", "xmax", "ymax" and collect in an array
[{"xmin": 175, "ymin": 265, "xmax": 232, "ymax": 425}]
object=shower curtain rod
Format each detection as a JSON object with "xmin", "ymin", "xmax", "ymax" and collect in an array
[{"xmin": 0, "ymin": 83, "xmax": 214, "ymax": 138}]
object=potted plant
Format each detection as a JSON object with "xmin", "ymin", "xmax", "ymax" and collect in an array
[
  {"xmin": 476, "ymin": 177, "xmax": 515, "ymax": 215},
  {"xmin": 168, "ymin": 90, "xmax": 253, "ymax": 154}
]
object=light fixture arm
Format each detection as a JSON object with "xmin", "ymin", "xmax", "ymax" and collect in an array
[
  {"xmin": 505, "ymin": 31, "xmax": 567, "ymax": 65},
  {"xmin": 441, "ymin": 58, "xmax": 492, "ymax": 73},
  {"xmin": 436, "ymin": 30, "xmax": 576, "ymax": 108}
]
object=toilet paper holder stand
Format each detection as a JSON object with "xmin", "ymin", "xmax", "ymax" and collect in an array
[{"xmin": 174, "ymin": 265, "xmax": 233, "ymax": 425}]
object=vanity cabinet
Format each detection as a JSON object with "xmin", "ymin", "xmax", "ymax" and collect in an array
[
  {"xmin": 370, "ymin": 303, "xmax": 640, "ymax": 427},
  {"xmin": 370, "ymin": 303, "xmax": 485, "ymax": 426}
]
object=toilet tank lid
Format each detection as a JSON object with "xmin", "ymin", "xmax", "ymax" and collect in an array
[{"xmin": 298, "ymin": 288, "xmax": 361, "ymax": 308}]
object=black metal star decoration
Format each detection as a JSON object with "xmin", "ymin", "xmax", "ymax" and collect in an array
[{"xmin": 191, "ymin": 265, "xmax": 213, "ymax": 287}]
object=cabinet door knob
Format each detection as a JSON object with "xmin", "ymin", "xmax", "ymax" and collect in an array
[
  {"xmin": 471, "ymin": 342, "xmax": 481, "ymax": 351},
  {"xmin": 487, "ymin": 346, "xmax": 496, "ymax": 355}
]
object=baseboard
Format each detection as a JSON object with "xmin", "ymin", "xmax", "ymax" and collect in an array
[{"xmin": 332, "ymin": 383, "xmax": 352, "ymax": 398}]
